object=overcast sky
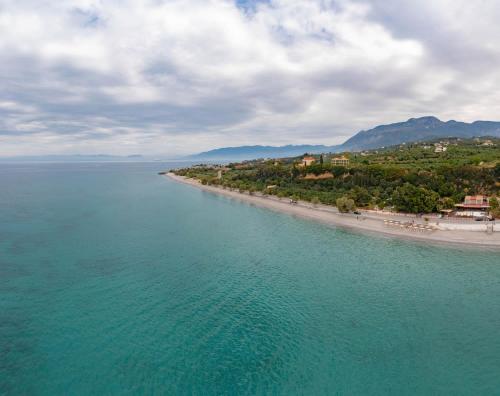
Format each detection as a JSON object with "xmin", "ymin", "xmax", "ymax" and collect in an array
[{"xmin": 1, "ymin": 0, "xmax": 500, "ymax": 157}]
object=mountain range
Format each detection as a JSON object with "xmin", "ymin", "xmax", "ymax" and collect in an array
[
  {"xmin": 341, "ymin": 116, "xmax": 500, "ymax": 150},
  {"xmin": 188, "ymin": 145, "xmax": 334, "ymax": 161},
  {"xmin": 190, "ymin": 116, "xmax": 500, "ymax": 160}
]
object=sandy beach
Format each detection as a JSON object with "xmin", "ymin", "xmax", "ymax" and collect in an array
[{"xmin": 166, "ymin": 173, "xmax": 500, "ymax": 249}]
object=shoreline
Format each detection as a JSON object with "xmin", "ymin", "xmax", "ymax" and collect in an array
[{"xmin": 165, "ymin": 173, "xmax": 500, "ymax": 250}]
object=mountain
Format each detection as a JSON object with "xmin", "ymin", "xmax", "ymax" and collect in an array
[
  {"xmin": 340, "ymin": 116, "xmax": 500, "ymax": 150},
  {"xmin": 188, "ymin": 144, "xmax": 341, "ymax": 161},
  {"xmin": 190, "ymin": 116, "xmax": 500, "ymax": 160}
]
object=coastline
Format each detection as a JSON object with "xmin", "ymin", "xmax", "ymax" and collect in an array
[{"xmin": 165, "ymin": 173, "xmax": 500, "ymax": 250}]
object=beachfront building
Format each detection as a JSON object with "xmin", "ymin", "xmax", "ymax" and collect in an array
[
  {"xmin": 299, "ymin": 156, "xmax": 316, "ymax": 167},
  {"xmin": 331, "ymin": 156, "xmax": 349, "ymax": 167},
  {"xmin": 454, "ymin": 195, "xmax": 491, "ymax": 217}
]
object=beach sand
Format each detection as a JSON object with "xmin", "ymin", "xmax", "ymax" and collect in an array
[{"xmin": 166, "ymin": 173, "xmax": 500, "ymax": 249}]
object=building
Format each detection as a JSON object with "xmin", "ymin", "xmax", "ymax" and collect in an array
[
  {"xmin": 454, "ymin": 195, "xmax": 491, "ymax": 217},
  {"xmin": 299, "ymin": 156, "xmax": 316, "ymax": 167},
  {"xmin": 331, "ymin": 156, "xmax": 349, "ymax": 167},
  {"xmin": 434, "ymin": 143, "xmax": 447, "ymax": 153}
]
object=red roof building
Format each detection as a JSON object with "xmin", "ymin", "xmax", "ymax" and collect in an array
[{"xmin": 455, "ymin": 195, "xmax": 490, "ymax": 210}]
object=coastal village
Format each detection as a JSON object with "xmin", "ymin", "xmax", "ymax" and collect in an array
[
  {"xmin": 288, "ymin": 152, "xmax": 495, "ymax": 220},
  {"xmin": 169, "ymin": 138, "xmax": 500, "ymax": 238}
]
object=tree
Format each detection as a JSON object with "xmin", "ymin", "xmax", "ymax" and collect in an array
[
  {"xmin": 336, "ymin": 196, "xmax": 356, "ymax": 213},
  {"xmin": 439, "ymin": 197, "xmax": 455, "ymax": 210},
  {"xmin": 391, "ymin": 183, "xmax": 439, "ymax": 213},
  {"xmin": 331, "ymin": 166, "xmax": 346, "ymax": 177},
  {"xmin": 490, "ymin": 197, "xmax": 500, "ymax": 219},
  {"xmin": 320, "ymin": 154, "xmax": 324, "ymax": 165},
  {"xmin": 438, "ymin": 182, "xmax": 456, "ymax": 197},
  {"xmin": 349, "ymin": 186, "xmax": 371, "ymax": 207},
  {"xmin": 494, "ymin": 163, "xmax": 500, "ymax": 178}
]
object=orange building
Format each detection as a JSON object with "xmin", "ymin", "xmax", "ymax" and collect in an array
[{"xmin": 299, "ymin": 156, "xmax": 316, "ymax": 167}]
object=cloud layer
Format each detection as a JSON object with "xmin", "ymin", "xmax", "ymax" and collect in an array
[{"xmin": 1, "ymin": 0, "xmax": 500, "ymax": 156}]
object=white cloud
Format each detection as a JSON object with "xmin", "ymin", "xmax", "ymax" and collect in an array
[{"xmin": 0, "ymin": 0, "xmax": 499, "ymax": 156}]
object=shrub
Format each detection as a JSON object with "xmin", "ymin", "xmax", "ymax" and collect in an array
[
  {"xmin": 336, "ymin": 196, "xmax": 356, "ymax": 213},
  {"xmin": 392, "ymin": 183, "xmax": 439, "ymax": 213}
]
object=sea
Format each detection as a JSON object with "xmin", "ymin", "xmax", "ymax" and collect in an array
[{"xmin": 1, "ymin": 162, "xmax": 499, "ymax": 395}]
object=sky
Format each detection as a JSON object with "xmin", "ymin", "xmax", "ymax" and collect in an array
[{"xmin": 1, "ymin": 0, "xmax": 500, "ymax": 157}]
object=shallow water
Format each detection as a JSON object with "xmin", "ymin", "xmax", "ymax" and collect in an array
[{"xmin": 1, "ymin": 162, "xmax": 499, "ymax": 395}]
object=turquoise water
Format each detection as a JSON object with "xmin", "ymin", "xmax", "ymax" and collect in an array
[{"xmin": 1, "ymin": 162, "xmax": 499, "ymax": 395}]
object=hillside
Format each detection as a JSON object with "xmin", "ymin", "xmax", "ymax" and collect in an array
[
  {"xmin": 341, "ymin": 116, "xmax": 500, "ymax": 150},
  {"xmin": 189, "ymin": 117, "xmax": 500, "ymax": 160},
  {"xmin": 174, "ymin": 137, "xmax": 500, "ymax": 215}
]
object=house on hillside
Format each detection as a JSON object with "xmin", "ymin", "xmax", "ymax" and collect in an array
[
  {"xmin": 299, "ymin": 156, "xmax": 316, "ymax": 167},
  {"xmin": 331, "ymin": 156, "xmax": 350, "ymax": 167},
  {"xmin": 434, "ymin": 143, "xmax": 447, "ymax": 153},
  {"xmin": 481, "ymin": 140, "xmax": 495, "ymax": 147}
]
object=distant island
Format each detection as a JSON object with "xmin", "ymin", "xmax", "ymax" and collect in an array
[
  {"xmin": 167, "ymin": 137, "xmax": 500, "ymax": 247},
  {"xmin": 189, "ymin": 116, "xmax": 500, "ymax": 160},
  {"xmin": 0, "ymin": 154, "xmax": 147, "ymax": 163}
]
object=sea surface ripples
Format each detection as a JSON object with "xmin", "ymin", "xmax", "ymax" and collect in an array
[{"xmin": 1, "ymin": 162, "xmax": 499, "ymax": 395}]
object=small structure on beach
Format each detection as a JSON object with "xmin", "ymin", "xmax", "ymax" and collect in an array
[
  {"xmin": 455, "ymin": 195, "xmax": 490, "ymax": 217},
  {"xmin": 439, "ymin": 209, "xmax": 454, "ymax": 217},
  {"xmin": 331, "ymin": 156, "xmax": 349, "ymax": 167},
  {"xmin": 299, "ymin": 156, "xmax": 316, "ymax": 167}
]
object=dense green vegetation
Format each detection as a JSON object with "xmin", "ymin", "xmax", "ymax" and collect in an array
[{"xmin": 174, "ymin": 138, "xmax": 500, "ymax": 214}]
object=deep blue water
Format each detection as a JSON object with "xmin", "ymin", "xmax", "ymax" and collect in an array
[{"xmin": 1, "ymin": 162, "xmax": 499, "ymax": 395}]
